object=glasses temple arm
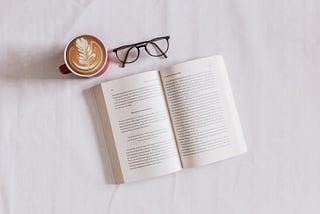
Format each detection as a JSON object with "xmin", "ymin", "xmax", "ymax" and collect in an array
[
  {"xmin": 150, "ymin": 41, "xmax": 167, "ymax": 58},
  {"xmin": 121, "ymin": 47, "xmax": 136, "ymax": 68}
]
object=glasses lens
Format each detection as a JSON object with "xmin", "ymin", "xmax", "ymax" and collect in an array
[
  {"xmin": 116, "ymin": 46, "xmax": 139, "ymax": 63},
  {"xmin": 146, "ymin": 38, "xmax": 169, "ymax": 56}
]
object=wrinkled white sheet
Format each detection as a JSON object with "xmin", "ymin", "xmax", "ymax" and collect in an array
[{"xmin": 1, "ymin": 0, "xmax": 320, "ymax": 213}]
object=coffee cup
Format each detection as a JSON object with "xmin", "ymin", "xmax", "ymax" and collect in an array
[{"xmin": 59, "ymin": 35, "xmax": 109, "ymax": 78}]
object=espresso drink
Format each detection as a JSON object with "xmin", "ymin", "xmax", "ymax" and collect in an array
[{"xmin": 66, "ymin": 35, "xmax": 106, "ymax": 75}]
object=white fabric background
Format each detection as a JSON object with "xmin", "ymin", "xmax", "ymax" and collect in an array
[{"xmin": 1, "ymin": 0, "xmax": 320, "ymax": 213}]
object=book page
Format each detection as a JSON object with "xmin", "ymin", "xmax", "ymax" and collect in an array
[
  {"xmin": 99, "ymin": 70, "xmax": 181, "ymax": 183},
  {"xmin": 160, "ymin": 56, "xmax": 247, "ymax": 168}
]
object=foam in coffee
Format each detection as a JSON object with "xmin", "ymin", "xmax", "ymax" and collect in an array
[{"xmin": 66, "ymin": 35, "xmax": 106, "ymax": 75}]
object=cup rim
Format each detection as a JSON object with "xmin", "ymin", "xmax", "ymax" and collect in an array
[{"xmin": 63, "ymin": 34, "xmax": 108, "ymax": 78}]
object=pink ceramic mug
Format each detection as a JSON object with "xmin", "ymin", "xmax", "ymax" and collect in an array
[{"xmin": 59, "ymin": 35, "xmax": 109, "ymax": 78}]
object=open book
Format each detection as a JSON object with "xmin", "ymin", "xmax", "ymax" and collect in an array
[{"xmin": 93, "ymin": 55, "xmax": 247, "ymax": 183}]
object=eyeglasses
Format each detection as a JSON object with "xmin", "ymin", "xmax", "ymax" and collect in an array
[{"xmin": 113, "ymin": 36, "xmax": 170, "ymax": 67}]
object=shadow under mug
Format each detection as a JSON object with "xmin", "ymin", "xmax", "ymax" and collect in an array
[{"xmin": 59, "ymin": 35, "xmax": 110, "ymax": 78}]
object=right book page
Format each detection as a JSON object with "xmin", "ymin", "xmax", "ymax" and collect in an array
[{"xmin": 159, "ymin": 55, "xmax": 247, "ymax": 168}]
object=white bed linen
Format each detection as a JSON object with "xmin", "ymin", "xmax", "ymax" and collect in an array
[{"xmin": 1, "ymin": 0, "xmax": 320, "ymax": 213}]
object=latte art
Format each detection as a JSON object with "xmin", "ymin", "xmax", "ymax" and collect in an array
[{"xmin": 66, "ymin": 35, "xmax": 106, "ymax": 75}]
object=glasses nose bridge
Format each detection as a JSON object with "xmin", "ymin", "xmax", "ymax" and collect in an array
[{"xmin": 136, "ymin": 43, "xmax": 147, "ymax": 49}]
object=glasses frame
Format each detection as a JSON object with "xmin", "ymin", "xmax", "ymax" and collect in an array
[{"xmin": 113, "ymin": 36, "xmax": 170, "ymax": 67}]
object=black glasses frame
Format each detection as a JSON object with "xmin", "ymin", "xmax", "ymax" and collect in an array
[{"xmin": 113, "ymin": 36, "xmax": 170, "ymax": 67}]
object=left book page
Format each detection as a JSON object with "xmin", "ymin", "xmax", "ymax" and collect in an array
[{"xmin": 93, "ymin": 70, "xmax": 182, "ymax": 183}]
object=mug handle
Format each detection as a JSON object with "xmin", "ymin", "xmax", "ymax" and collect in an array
[{"xmin": 59, "ymin": 64, "xmax": 72, "ymax": 74}]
